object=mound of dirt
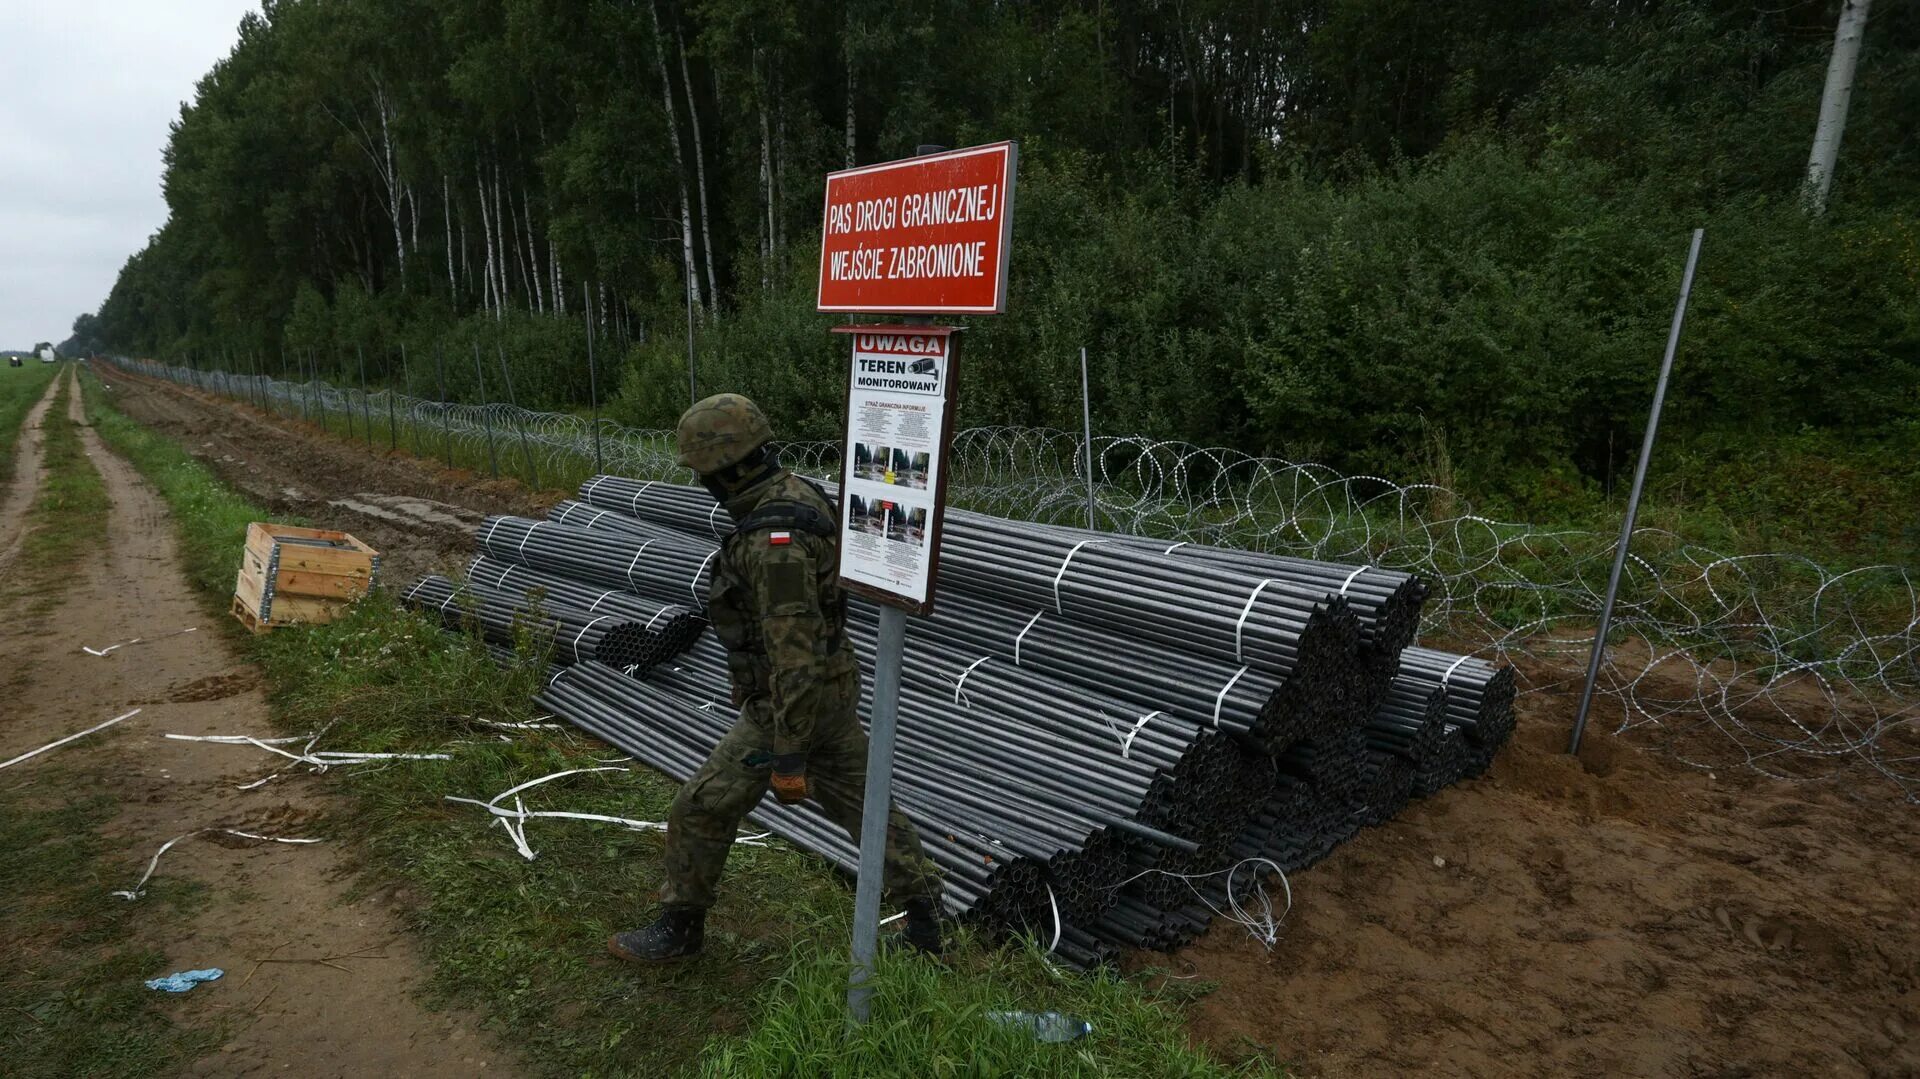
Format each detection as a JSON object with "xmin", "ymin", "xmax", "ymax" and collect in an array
[{"xmin": 1166, "ymin": 671, "xmax": 1920, "ymax": 1077}]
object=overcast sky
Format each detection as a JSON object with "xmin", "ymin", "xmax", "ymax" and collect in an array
[{"xmin": 0, "ymin": 0, "xmax": 257, "ymax": 350}]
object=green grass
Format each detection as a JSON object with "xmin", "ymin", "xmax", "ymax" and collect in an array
[
  {"xmin": 81, "ymin": 367, "xmax": 1274, "ymax": 1076},
  {"xmin": 0, "ymin": 360, "xmax": 60, "ymax": 485},
  {"xmin": 0, "ymin": 773, "xmax": 224, "ymax": 1079}
]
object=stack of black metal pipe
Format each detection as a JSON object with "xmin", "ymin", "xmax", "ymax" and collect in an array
[
  {"xmin": 431, "ymin": 474, "xmax": 1515, "ymax": 963},
  {"xmin": 403, "ymin": 574, "xmax": 676, "ymax": 672}
]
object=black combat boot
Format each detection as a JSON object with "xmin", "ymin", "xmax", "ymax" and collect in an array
[
  {"xmin": 902, "ymin": 897, "xmax": 944, "ymax": 956},
  {"xmin": 608, "ymin": 907, "xmax": 705, "ymax": 963}
]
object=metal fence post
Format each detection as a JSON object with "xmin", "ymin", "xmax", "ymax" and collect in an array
[
  {"xmin": 496, "ymin": 343, "xmax": 541, "ymax": 488},
  {"xmin": 473, "ymin": 342, "xmax": 500, "ymax": 479},
  {"xmin": 1569, "ymin": 228, "xmax": 1704, "ymax": 756},
  {"xmin": 400, "ymin": 343, "xmax": 418, "ymax": 457},
  {"xmin": 357, "ymin": 344, "xmax": 374, "ymax": 449},
  {"xmin": 435, "ymin": 344, "xmax": 453, "ymax": 469},
  {"xmin": 1080, "ymin": 346, "xmax": 1096, "ymax": 530}
]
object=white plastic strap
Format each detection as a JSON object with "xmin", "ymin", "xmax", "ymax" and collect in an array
[
  {"xmin": 590, "ymin": 589, "xmax": 618, "ymax": 612},
  {"xmin": 583, "ymin": 475, "xmax": 605, "ymax": 501},
  {"xmin": 708, "ymin": 503, "xmax": 727, "ymax": 538},
  {"xmin": 1120, "ymin": 711, "xmax": 1163, "ymax": 759},
  {"xmin": 571, "ymin": 615, "xmax": 611, "ymax": 664},
  {"xmin": 481, "ymin": 516, "xmax": 506, "ymax": 550},
  {"xmin": 1051, "ymin": 539, "xmax": 1108, "ymax": 613},
  {"xmin": 1338, "ymin": 564, "xmax": 1371, "ymax": 595},
  {"xmin": 1233, "ymin": 579, "xmax": 1279, "ymax": 663},
  {"xmin": 626, "ymin": 479, "xmax": 655, "ymax": 516},
  {"xmin": 1044, "ymin": 882, "xmax": 1063, "ymax": 955},
  {"xmin": 1440, "ymin": 653, "xmax": 1472, "ymax": 686},
  {"xmin": 1163, "ymin": 541, "xmax": 1188, "ymax": 554},
  {"xmin": 516, "ymin": 521, "xmax": 542, "ymax": 562},
  {"xmin": 1013, "ymin": 611, "xmax": 1044, "ymax": 665},
  {"xmin": 1212, "ymin": 666, "xmax": 1250, "ymax": 729},
  {"xmin": 952, "ymin": 655, "xmax": 992, "ymax": 705},
  {"xmin": 623, "ymin": 540, "xmax": 657, "ymax": 592},
  {"xmin": 644, "ymin": 605, "xmax": 673, "ymax": 630},
  {"xmin": 691, "ymin": 550, "xmax": 719, "ymax": 604}
]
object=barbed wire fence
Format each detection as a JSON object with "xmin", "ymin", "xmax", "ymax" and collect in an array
[{"xmin": 99, "ymin": 356, "xmax": 1920, "ymax": 802}]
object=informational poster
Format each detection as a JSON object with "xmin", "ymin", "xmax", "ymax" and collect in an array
[{"xmin": 833, "ymin": 325, "xmax": 959, "ymax": 613}]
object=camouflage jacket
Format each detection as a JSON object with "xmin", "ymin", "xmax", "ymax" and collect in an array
[{"xmin": 707, "ymin": 470, "xmax": 855, "ymax": 766}]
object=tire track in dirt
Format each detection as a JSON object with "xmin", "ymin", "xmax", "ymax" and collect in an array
[
  {"xmin": 1, "ymin": 375, "xmax": 516, "ymax": 1077},
  {"xmin": 0, "ymin": 368, "xmax": 68, "ymax": 571},
  {"xmin": 94, "ymin": 367, "xmax": 548, "ymax": 588}
]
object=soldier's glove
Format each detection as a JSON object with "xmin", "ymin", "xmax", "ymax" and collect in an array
[{"xmin": 770, "ymin": 754, "xmax": 810, "ymax": 804}]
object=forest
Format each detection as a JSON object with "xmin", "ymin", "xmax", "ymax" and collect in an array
[{"xmin": 83, "ymin": 0, "xmax": 1920, "ymax": 548}]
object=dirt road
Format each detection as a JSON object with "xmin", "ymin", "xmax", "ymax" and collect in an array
[
  {"xmin": 92, "ymin": 368, "xmax": 1920, "ymax": 1078},
  {"xmin": 2, "ymin": 369, "xmax": 512, "ymax": 1077}
]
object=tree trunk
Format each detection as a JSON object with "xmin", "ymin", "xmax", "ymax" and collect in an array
[
  {"xmin": 650, "ymin": 0, "xmax": 703, "ymax": 312},
  {"xmin": 1805, "ymin": 0, "xmax": 1872, "ymax": 214},
  {"xmin": 844, "ymin": 16, "xmax": 857, "ymax": 167},
  {"xmin": 521, "ymin": 185, "xmax": 545, "ymax": 314},
  {"xmin": 477, "ymin": 168, "xmax": 498, "ymax": 316},
  {"xmin": 680, "ymin": 26, "xmax": 719, "ymax": 306},
  {"xmin": 758, "ymin": 48, "xmax": 774, "ymax": 287},
  {"xmin": 443, "ymin": 174, "xmax": 457, "ymax": 302},
  {"xmin": 376, "ymin": 80, "xmax": 407, "ymax": 290}
]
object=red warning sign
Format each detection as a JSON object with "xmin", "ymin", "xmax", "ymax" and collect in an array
[{"xmin": 816, "ymin": 142, "xmax": 1017, "ymax": 315}]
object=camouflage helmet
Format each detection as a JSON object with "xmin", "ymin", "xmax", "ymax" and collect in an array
[{"xmin": 676, "ymin": 393, "xmax": 775, "ymax": 474}]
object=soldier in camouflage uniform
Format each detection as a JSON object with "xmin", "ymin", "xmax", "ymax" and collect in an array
[{"xmin": 609, "ymin": 393, "xmax": 944, "ymax": 963}]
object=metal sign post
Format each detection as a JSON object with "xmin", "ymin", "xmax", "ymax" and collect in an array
[
  {"xmin": 823, "ymin": 141, "xmax": 1017, "ymax": 1025},
  {"xmin": 1569, "ymin": 228, "xmax": 1704, "ymax": 755}
]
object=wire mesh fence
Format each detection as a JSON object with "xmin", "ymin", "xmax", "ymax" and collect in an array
[{"xmin": 99, "ymin": 356, "xmax": 1920, "ymax": 801}]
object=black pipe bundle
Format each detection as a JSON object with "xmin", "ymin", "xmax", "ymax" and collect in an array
[
  {"xmin": 476, "ymin": 515, "xmax": 718, "ymax": 611},
  {"xmin": 1396, "ymin": 647, "xmax": 1517, "ymax": 777},
  {"xmin": 466, "ymin": 556, "xmax": 706, "ymax": 659},
  {"xmin": 404, "ymin": 574, "xmax": 669, "ymax": 671},
  {"xmin": 427, "ymin": 474, "xmax": 1518, "ymax": 963}
]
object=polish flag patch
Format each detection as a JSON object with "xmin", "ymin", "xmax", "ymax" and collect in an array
[{"xmin": 769, "ymin": 531, "xmax": 792, "ymax": 546}]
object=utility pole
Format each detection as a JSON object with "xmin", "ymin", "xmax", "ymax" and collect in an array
[{"xmin": 1805, "ymin": 0, "xmax": 1872, "ymax": 214}]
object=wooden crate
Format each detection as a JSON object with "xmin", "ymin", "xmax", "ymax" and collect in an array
[{"xmin": 231, "ymin": 523, "xmax": 379, "ymax": 631}]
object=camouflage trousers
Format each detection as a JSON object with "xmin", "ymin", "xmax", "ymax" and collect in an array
[{"xmin": 660, "ymin": 669, "xmax": 943, "ymax": 910}]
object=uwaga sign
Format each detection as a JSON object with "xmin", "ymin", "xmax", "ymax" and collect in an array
[
  {"xmin": 852, "ymin": 334, "xmax": 946, "ymax": 394},
  {"xmin": 817, "ymin": 142, "xmax": 1017, "ymax": 315}
]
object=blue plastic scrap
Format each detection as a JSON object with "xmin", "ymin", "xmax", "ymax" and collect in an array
[{"xmin": 145, "ymin": 968, "xmax": 224, "ymax": 993}]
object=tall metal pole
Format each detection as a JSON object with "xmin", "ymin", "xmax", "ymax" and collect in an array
[
  {"xmin": 474, "ymin": 342, "xmax": 501, "ymax": 479},
  {"xmin": 1805, "ymin": 0, "xmax": 1871, "ymax": 215},
  {"xmin": 399, "ymin": 343, "xmax": 415, "ymax": 455},
  {"xmin": 847, "ymin": 602, "xmax": 906, "ymax": 1024},
  {"xmin": 497, "ymin": 343, "xmax": 541, "ymax": 488},
  {"xmin": 1570, "ymin": 228, "xmax": 1704, "ymax": 755},
  {"xmin": 435, "ymin": 344, "xmax": 453, "ymax": 469},
  {"xmin": 1079, "ymin": 346, "xmax": 1096, "ymax": 530},
  {"xmin": 585, "ymin": 282, "xmax": 604, "ymax": 475},
  {"xmin": 357, "ymin": 344, "xmax": 374, "ymax": 448}
]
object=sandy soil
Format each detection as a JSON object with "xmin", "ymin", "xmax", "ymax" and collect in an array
[
  {"xmin": 97, "ymin": 367, "xmax": 1920, "ymax": 1078},
  {"xmin": 1170, "ymin": 662, "xmax": 1920, "ymax": 1077},
  {"xmin": 1, "ymin": 369, "xmax": 513, "ymax": 1077}
]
